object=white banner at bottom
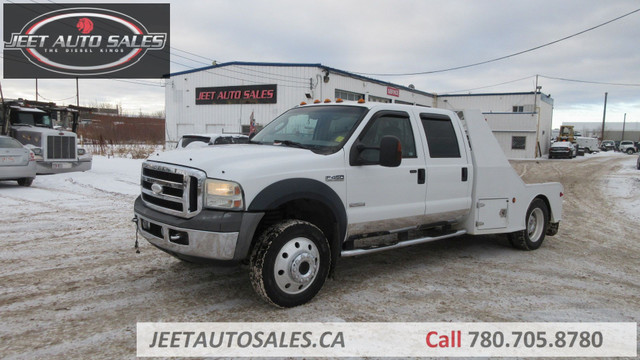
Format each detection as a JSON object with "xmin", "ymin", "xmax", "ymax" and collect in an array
[{"xmin": 137, "ymin": 322, "xmax": 637, "ymax": 358}]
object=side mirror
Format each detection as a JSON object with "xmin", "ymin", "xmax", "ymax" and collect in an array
[
  {"xmin": 249, "ymin": 132, "xmax": 257, "ymax": 140},
  {"xmin": 379, "ymin": 136, "xmax": 402, "ymax": 167}
]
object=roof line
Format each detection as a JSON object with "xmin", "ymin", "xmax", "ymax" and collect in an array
[
  {"xmin": 166, "ymin": 61, "xmax": 435, "ymax": 98},
  {"xmin": 438, "ymin": 91, "xmax": 551, "ymax": 98}
]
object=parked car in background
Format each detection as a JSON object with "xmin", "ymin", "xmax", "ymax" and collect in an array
[
  {"xmin": 600, "ymin": 140, "xmax": 616, "ymax": 152},
  {"xmin": 618, "ymin": 140, "xmax": 637, "ymax": 154},
  {"xmin": 0, "ymin": 135, "xmax": 36, "ymax": 186},
  {"xmin": 176, "ymin": 133, "xmax": 250, "ymax": 149},
  {"xmin": 549, "ymin": 141, "xmax": 576, "ymax": 159}
]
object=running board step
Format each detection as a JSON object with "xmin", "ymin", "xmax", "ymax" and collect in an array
[{"xmin": 341, "ymin": 229, "xmax": 467, "ymax": 257}]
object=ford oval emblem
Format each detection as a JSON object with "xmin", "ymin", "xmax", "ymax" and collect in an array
[{"xmin": 151, "ymin": 183, "xmax": 163, "ymax": 195}]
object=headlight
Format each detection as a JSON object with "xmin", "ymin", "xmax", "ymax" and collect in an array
[
  {"xmin": 77, "ymin": 148, "xmax": 86, "ymax": 155},
  {"xmin": 31, "ymin": 147, "xmax": 42, "ymax": 156},
  {"xmin": 204, "ymin": 179, "xmax": 244, "ymax": 210}
]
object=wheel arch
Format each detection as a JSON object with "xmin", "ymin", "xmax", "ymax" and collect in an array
[
  {"xmin": 248, "ymin": 178, "xmax": 347, "ymax": 272},
  {"xmin": 532, "ymin": 194, "xmax": 554, "ymax": 222}
]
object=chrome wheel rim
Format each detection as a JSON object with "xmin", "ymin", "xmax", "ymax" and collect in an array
[
  {"xmin": 527, "ymin": 208, "xmax": 544, "ymax": 242},
  {"xmin": 274, "ymin": 237, "xmax": 319, "ymax": 295}
]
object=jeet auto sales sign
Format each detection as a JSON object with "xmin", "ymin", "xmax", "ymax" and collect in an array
[{"xmin": 3, "ymin": 3, "xmax": 169, "ymax": 78}]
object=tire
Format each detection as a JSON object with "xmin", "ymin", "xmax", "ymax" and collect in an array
[
  {"xmin": 508, "ymin": 198, "xmax": 549, "ymax": 251},
  {"xmin": 17, "ymin": 178, "xmax": 34, "ymax": 187},
  {"xmin": 250, "ymin": 219, "xmax": 331, "ymax": 308},
  {"xmin": 626, "ymin": 148, "xmax": 634, "ymax": 155}
]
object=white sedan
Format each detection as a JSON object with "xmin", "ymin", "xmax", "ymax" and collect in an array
[{"xmin": 0, "ymin": 135, "xmax": 36, "ymax": 186}]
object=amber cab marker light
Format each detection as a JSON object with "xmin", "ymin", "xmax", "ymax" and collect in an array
[
  {"xmin": 314, "ymin": 99, "xmax": 321, "ymax": 104},
  {"xmin": 357, "ymin": 98, "xmax": 366, "ymax": 104},
  {"xmin": 300, "ymin": 101, "xmax": 307, "ymax": 106},
  {"xmin": 324, "ymin": 99, "xmax": 331, "ymax": 103},
  {"xmin": 336, "ymin": 98, "xmax": 343, "ymax": 103}
]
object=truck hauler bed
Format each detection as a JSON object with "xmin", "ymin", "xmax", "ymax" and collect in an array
[{"xmin": 134, "ymin": 102, "xmax": 563, "ymax": 307}]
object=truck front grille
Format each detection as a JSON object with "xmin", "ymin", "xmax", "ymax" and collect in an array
[
  {"xmin": 140, "ymin": 162, "xmax": 206, "ymax": 218},
  {"xmin": 47, "ymin": 135, "xmax": 76, "ymax": 159}
]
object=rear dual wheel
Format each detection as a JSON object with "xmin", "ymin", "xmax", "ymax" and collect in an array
[{"xmin": 509, "ymin": 198, "xmax": 549, "ymax": 250}]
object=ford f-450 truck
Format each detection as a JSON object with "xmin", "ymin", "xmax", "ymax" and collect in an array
[{"xmin": 134, "ymin": 101, "xmax": 563, "ymax": 307}]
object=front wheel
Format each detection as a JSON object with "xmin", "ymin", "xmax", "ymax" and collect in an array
[
  {"xmin": 17, "ymin": 177, "xmax": 34, "ymax": 187},
  {"xmin": 626, "ymin": 148, "xmax": 635, "ymax": 155},
  {"xmin": 250, "ymin": 220, "xmax": 331, "ymax": 308},
  {"xmin": 508, "ymin": 198, "xmax": 549, "ymax": 250}
]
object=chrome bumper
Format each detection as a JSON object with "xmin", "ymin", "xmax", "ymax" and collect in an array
[{"xmin": 136, "ymin": 214, "xmax": 238, "ymax": 260}]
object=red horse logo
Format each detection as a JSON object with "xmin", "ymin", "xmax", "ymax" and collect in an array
[{"xmin": 76, "ymin": 18, "xmax": 94, "ymax": 34}]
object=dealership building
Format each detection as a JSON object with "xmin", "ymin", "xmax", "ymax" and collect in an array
[{"xmin": 164, "ymin": 62, "xmax": 553, "ymax": 158}]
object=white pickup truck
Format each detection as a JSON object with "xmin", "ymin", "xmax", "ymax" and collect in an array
[{"xmin": 134, "ymin": 101, "xmax": 563, "ymax": 307}]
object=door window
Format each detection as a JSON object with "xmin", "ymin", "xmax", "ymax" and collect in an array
[
  {"xmin": 358, "ymin": 113, "xmax": 416, "ymax": 163},
  {"xmin": 420, "ymin": 114, "xmax": 461, "ymax": 158}
]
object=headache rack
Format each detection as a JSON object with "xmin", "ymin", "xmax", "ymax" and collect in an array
[{"xmin": 140, "ymin": 162, "xmax": 206, "ymax": 218}]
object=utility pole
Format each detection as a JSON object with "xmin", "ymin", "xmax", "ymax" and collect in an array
[
  {"xmin": 600, "ymin": 92, "xmax": 608, "ymax": 141},
  {"xmin": 533, "ymin": 75, "xmax": 542, "ymax": 158},
  {"xmin": 35, "ymin": 79, "xmax": 38, "ymax": 101},
  {"xmin": 621, "ymin": 113, "xmax": 627, "ymax": 141},
  {"xmin": 76, "ymin": 77, "xmax": 80, "ymax": 106}
]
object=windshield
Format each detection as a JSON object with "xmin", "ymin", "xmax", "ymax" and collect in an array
[
  {"xmin": 10, "ymin": 111, "xmax": 53, "ymax": 128},
  {"xmin": 251, "ymin": 105, "xmax": 368, "ymax": 152}
]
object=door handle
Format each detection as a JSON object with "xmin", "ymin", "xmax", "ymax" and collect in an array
[{"xmin": 417, "ymin": 168, "xmax": 425, "ymax": 184}]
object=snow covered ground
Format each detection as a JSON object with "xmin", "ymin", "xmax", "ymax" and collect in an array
[{"xmin": 1, "ymin": 153, "xmax": 639, "ymax": 359}]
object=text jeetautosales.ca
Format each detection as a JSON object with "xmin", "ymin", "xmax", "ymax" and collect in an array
[{"xmin": 148, "ymin": 330, "xmax": 346, "ymax": 349}]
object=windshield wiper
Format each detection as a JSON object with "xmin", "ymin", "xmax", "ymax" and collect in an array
[{"xmin": 273, "ymin": 139, "xmax": 310, "ymax": 150}]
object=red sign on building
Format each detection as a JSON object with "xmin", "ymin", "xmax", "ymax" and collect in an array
[{"xmin": 387, "ymin": 87, "xmax": 400, "ymax": 97}]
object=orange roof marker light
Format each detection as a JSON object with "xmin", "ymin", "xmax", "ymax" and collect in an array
[
  {"xmin": 357, "ymin": 98, "xmax": 366, "ymax": 104},
  {"xmin": 314, "ymin": 99, "xmax": 321, "ymax": 104},
  {"xmin": 300, "ymin": 101, "xmax": 307, "ymax": 106},
  {"xmin": 336, "ymin": 98, "xmax": 344, "ymax": 103},
  {"xmin": 324, "ymin": 99, "xmax": 331, "ymax": 103}
]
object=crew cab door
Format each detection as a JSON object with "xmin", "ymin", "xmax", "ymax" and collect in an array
[
  {"xmin": 345, "ymin": 110, "xmax": 427, "ymax": 235},
  {"xmin": 418, "ymin": 112, "xmax": 472, "ymax": 223}
]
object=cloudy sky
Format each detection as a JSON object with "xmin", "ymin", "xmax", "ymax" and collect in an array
[{"xmin": 1, "ymin": 0, "xmax": 639, "ymax": 127}]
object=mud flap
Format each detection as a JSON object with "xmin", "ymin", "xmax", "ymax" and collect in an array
[{"xmin": 546, "ymin": 222, "xmax": 559, "ymax": 236}]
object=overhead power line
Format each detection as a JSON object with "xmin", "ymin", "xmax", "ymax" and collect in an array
[
  {"xmin": 442, "ymin": 76, "xmax": 536, "ymax": 94},
  {"xmin": 539, "ymin": 75, "xmax": 640, "ymax": 87},
  {"xmin": 352, "ymin": 7, "xmax": 640, "ymax": 77}
]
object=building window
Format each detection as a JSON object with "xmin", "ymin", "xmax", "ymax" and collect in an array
[
  {"xmin": 241, "ymin": 124, "xmax": 264, "ymax": 135},
  {"xmin": 335, "ymin": 89, "xmax": 364, "ymax": 101},
  {"xmin": 513, "ymin": 106, "xmax": 524, "ymax": 113},
  {"xmin": 368, "ymin": 95, "xmax": 392, "ymax": 103},
  {"xmin": 511, "ymin": 136, "xmax": 526, "ymax": 150},
  {"xmin": 394, "ymin": 100, "xmax": 413, "ymax": 105}
]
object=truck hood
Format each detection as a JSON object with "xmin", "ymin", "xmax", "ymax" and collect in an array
[
  {"xmin": 147, "ymin": 144, "xmax": 330, "ymax": 179},
  {"xmin": 13, "ymin": 125, "xmax": 76, "ymax": 137}
]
